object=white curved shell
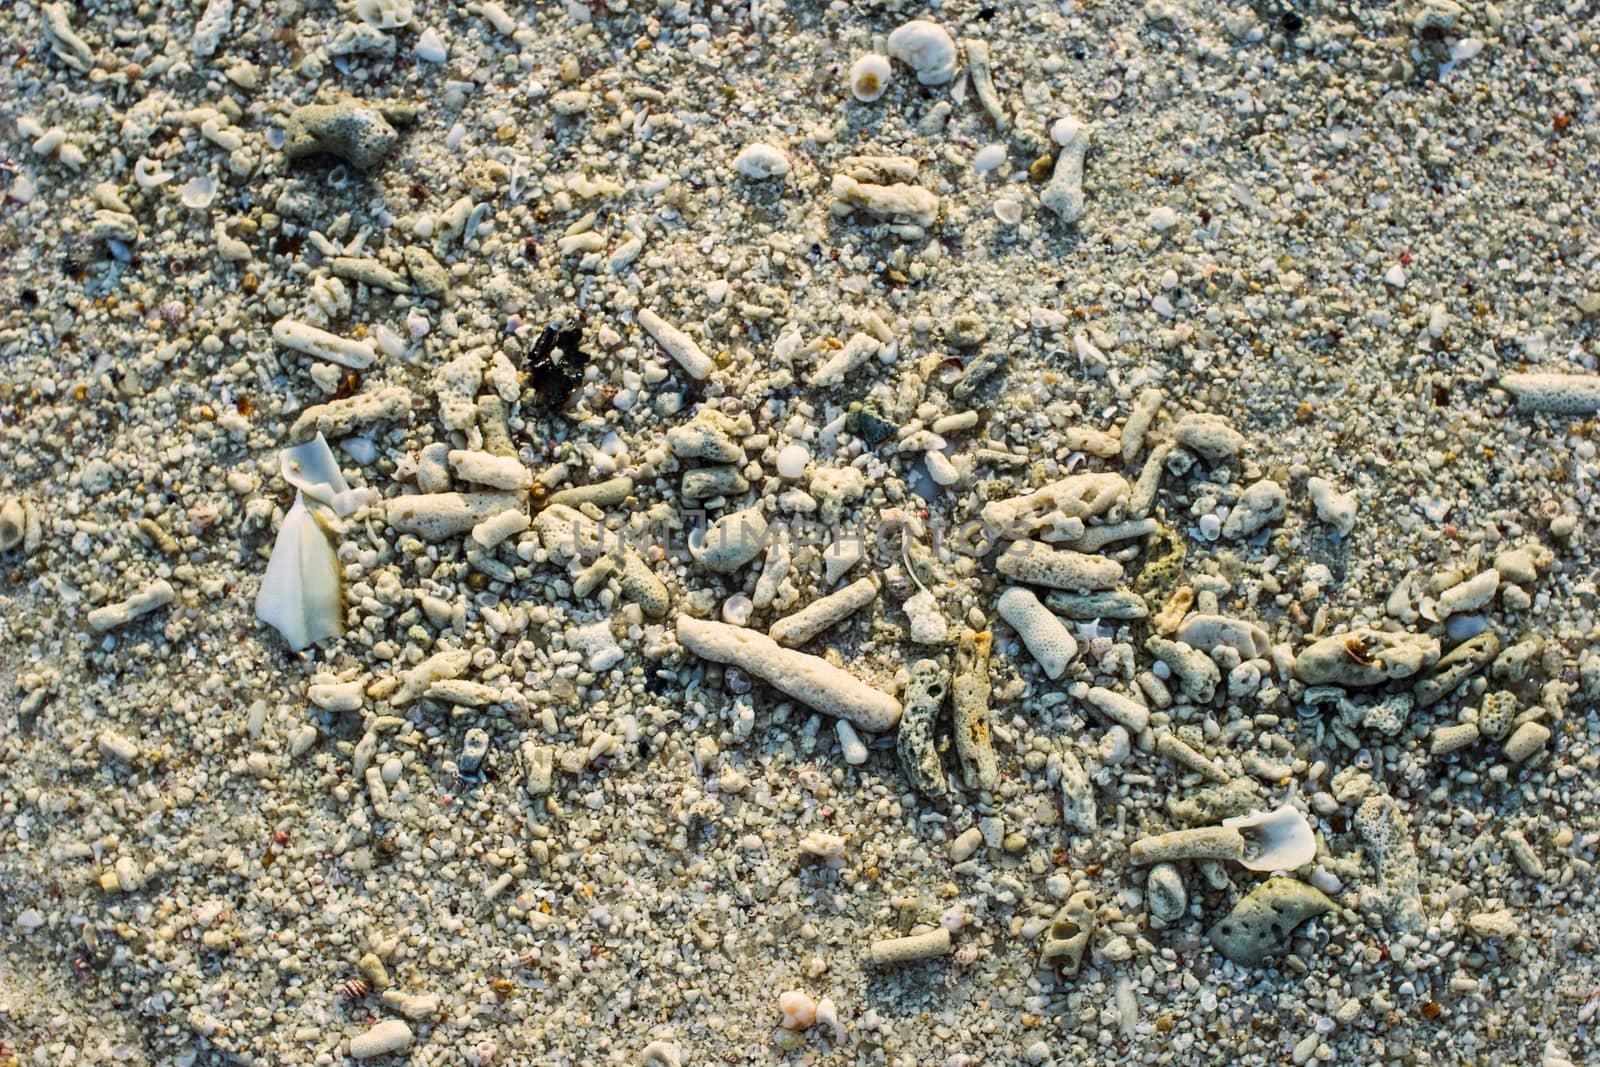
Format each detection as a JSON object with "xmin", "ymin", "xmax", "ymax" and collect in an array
[
  {"xmin": 849, "ymin": 54, "xmax": 892, "ymax": 102},
  {"xmin": 1223, "ymin": 803, "xmax": 1316, "ymax": 872},
  {"xmin": 255, "ymin": 492, "xmax": 343, "ymax": 651},
  {"xmin": 887, "ymin": 20, "xmax": 958, "ymax": 85},
  {"xmin": 281, "ymin": 432, "xmax": 369, "ymax": 517},
  {"xmin": 180, "ymin": 175, "xmax": 216, "ymax": 209}
]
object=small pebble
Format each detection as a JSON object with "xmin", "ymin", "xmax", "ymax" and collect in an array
[
  {"xmin": 973, "ymin": 144, "xmax": 1007, "ymax": 173},
  {"xmin": 776, "ymin": 443, "xmax": 810, "ymax": 478},
  {"xmin": 778, "ymin": 990, "xmax": 817, "ymax": 1029},
  {"xmin": 836, "ymin": 719, "xmax": 869, "ymax": 765}
]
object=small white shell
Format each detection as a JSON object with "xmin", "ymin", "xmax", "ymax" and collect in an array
[
  {"xmin": 993, "ymin": 196, "xmax": 1023, "ymax": 225},
  {"xmin": 255, "ymin": 492, "xmax": 344, "ymax": 651},
  {"xmin": 356, "ymin": 0, "xmax": 413, "ymax": 30},
  {"xmin": 1223, "ymin": 803, "xmax": 1317, "ymax": 872},
  {"xmin": 414, "ymin": 26, "xmax": 447, "ymax": 63},
  {"xmin": 887, "ymin": 19, "xmax": 958, "ymax": 85},
  {"xmin": 721, "ymin": 594, "xmax": 754, "ymax": 626},
  {"xmin": 972, "ymin": 143, "xmax": 1007, "ymax": 173},
  {"xmin": 179, "ymin": 175, "xmax": 216, "ymax": 209},
  {"xmin": 733, "ymin": 143, "xmax": 790, "ymax": 180},
  {"xmin": 849, "ymin": 54, "xmax": 892, "ymax": 102},
  {"xmin": 281, "ymin": 433, "xmax": 372, "ymax": 517}
]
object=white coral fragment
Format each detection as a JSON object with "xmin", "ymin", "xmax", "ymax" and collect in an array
[{"xmin": 887, "ymin": 20, "xmax": 957, "ymax": 85}]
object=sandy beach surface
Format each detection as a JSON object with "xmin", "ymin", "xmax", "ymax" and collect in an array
[{"xmin": 2, "ymin": 0, "xmax": 1599, "ymax": 1064}]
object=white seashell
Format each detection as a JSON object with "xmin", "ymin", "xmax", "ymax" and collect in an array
[
  {"xmin": 887, "ymin": 20, "xmax": 958, "ymax": 85},
  {"xmin": 180, "ymin": 175, "xmax": 216, "ymax": 209},
  {"xmin": 255, "ymin": 492, "xmax": 344, "ymax": 651},
  {"xmin": 281, "ymin": 433, "xmax": 372, "ymax": 517},
  {"xmin": 721, "ymin": 594, "xmax": 754, "ymax": 626},
  {"xmin": 1223, "ymin": 803, "xmax": 1317, "ymax": 872},
  {"xmin": 849, "ymin": 54, "xmax": 892, "ymax": 101},
  {"xmin": 733, "ymin": 143, "xmax": 790, "ymax": 180},
  {"xmin": 972, "ymin": 143, "xmax": 1007, "ymax": 173},
  {"xmin": 414, "ymin": 26, "xmax": 447, "ymax": 63},
  {"xmin": 372, "ymin": 323, "xmax": 407, "ymax": 358},
  {"xmin": 356, "ymin": 0, "xmax": 413, "ymax": 30},
  {"xmin": 993, "ymin": 196, "xmax": 1023, "ymax": 225}
]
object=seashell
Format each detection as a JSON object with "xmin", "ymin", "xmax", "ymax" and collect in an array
[
  {"xmin": 179, "ymin": 175, "xmax": 216, "ymax": 209},
  {"xmin": 356, "ymin": 0, "xmax": 413, "ymax": 30},
  {"xmin": 993, "ymin": 196, "xmax": 1023, "ymax": 225},
  {"xmin": 414, "ymin": 26, "xmax": 447, "ymax": 63},
  {"xmin": 887, "ymin": 20, "xmax": 958, "ymax": 85},
  {"xmin": 1222, "ymin": 803, "xmax": 1316, "ymax": 872},
  {"xmin": 255, "ymin": 491, "xmax": 344, "ymax": 651},
  {"xmin": 281, "ymin": 433, "xmax": 371, "ymax": 517},
  {"xmin": 849, "ymin": 54, "xmax": 892, "ymax": 101},
  {"xmin": 973, "ymin": 143, "xmax": 1007, "ymax": 173}
]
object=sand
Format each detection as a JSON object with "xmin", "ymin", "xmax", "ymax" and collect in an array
[{"xmin": 1, "ymin": 1, "xmax": 1599, "ymax": 1065}]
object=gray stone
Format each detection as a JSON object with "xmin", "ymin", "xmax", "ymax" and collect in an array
[
  {"xmin": 681, "ymin": 465, "xmax": 749, "ymax": 502},
  {"xmin": 459, "ymin": 728, "xmax": 489, "ymax": 775},
  {"xmin": 1479, "ymin": 690, "xmax": 1518, "ymax": 740},
  {"xmin": 1294, "ymin": 628, "xmax": 1439, "ymax": 687},
  {"xmin": 1207, "ymin": 878, "xmax": 1334, "ymax": 967},
  {"xmin": 1414, "ymin": 632, "xmax": 1500, "ymax": 706},
  {"xmin": 1354, "ymin": 794, "xmax": 1424, "ymax": 933},
  {"xmin": 0, "ymin": 499, "xmax": 25, "ymax": 552},
  {"xmin": 404, "ymin": 246, "xmax": 451, "ymax": 299},
  {"xmin": 1221, "ymin": 479, "xmax": 1286, "ymax": 540},
  {"xmin": 691, "ymin": 508, "xmax": 768, "ymax": 573},
  {"xmin": 1044, "ymin": 590, "xmax": 1149, "ymax": 620},
  {"xmin": 1166, "ymin": 779, "xmax": 1263, "ymax": 826},
  {"xmin": 283, "ymin": 101, "xmax": 400, "ymax": 169},
  {"xmin": 952, "ymin": 629, "xmax": 998, "ymax": 792},
  {"xmin": 1054, "ymin": 746, "xmax": 1096, "ymax": 834},
  {"xmin": 87, "ymin": 210, "xmax": 139, "ymax": 250},
  {"xmin": 896, "ymin": 659, "xmax": 949, "ymax": 796},
  {"xmin": 1145, "ymin": 636, "xmax": 1220, "ymax": 703},
  {"xmin": 1146, "ymin": 863, "xmax": 1188, "ymax": 925},
  {"xmin": 1171, "ymin": 413, "xmax": 1245, "ymax": 463}
]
